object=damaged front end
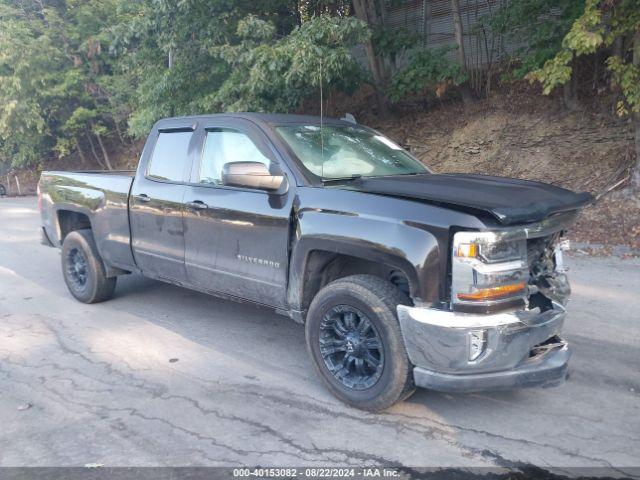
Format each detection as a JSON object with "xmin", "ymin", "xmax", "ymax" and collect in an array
[
  {"xmin": 397, "ymin": 212, "xmax": 578, "ymax": 393},
  {"xmin": 528, "ymin": 233, "xmax": 571, "ymax": 308}
]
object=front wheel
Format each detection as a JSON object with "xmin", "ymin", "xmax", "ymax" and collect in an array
[
  {"xmin": 305, "ymin": 274, "xmax": 415, "ymax": 411},
  {"xmin": 61, "ymin": 229, "xmax": 116, "ymax": 303}
]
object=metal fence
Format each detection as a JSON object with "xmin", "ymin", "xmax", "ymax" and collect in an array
[{"xmin": 385, "ymin": 0, "xmax": 512, "ymax": 69}]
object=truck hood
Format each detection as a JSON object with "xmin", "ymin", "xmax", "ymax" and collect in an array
[{"xmin": 349, "ymin": 173, "xmax": 593, "ymax": 225}]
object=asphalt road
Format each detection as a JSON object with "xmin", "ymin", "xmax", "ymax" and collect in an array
[{"xmin": 0, "ymin": 196, "xmax": 638, "ymax": 473}]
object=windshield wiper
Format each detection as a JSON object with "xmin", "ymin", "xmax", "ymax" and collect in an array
[{"xmin": 322, "ymin": 174, "xmax": 362, "ymax": 184}]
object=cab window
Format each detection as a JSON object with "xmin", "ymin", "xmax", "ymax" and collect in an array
[
  {"xmin": 147, "ymin": 131, "xmax": 193, "ymax": 182},
  {"xmin": 199, "ymin": 129, "xmax": 270, "ymax": 185}
]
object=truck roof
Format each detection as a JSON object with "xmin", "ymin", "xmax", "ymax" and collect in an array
[{"xmin": 154, "ymin": 112, "xmax": 356, "ymax": 129}]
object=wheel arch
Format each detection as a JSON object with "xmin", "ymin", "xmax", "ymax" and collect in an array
[
  {"xmin": 288, "ymin": 235, "xmax": 436, "ymax": 321},
  {"xmin": 56, "ymin": 209, "xmax": 93, "ymax": 243},
  {"xmin": 56, "ymin": 208, "xmax": 126, "ymax": 277}
]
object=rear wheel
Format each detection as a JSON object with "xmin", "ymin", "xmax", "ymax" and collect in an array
[
  {"xmin": 61, "ymin": 229, "xmax": 116, "ymax": 303},
  {"xmin": 305, "ymin": 274, "xmax": 415, "ymax": 411}
]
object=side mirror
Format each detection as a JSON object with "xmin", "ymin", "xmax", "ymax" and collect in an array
[{"xmin": 221, "ymin": 162, "xmax": 285, "ymax": 192}]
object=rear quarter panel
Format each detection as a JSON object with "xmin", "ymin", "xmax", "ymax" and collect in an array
[{"xmin": 39, "ymin": 171, "xmax": 135, "ymax": 270}]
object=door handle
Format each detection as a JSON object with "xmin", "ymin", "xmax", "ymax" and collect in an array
[
  {"xmin": 186, "ymin": 200, "xmax": 209, "ymax": 210},
  {"xmin": 136, "ymin": 193, "xmax": 151, "ymax": 202}
]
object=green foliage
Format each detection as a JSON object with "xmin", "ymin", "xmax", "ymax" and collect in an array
[
  {"xmin": 297, "ymin": 1, "xmax": 351, "ymax": 22},
  {"xmin": 106, "ymin": 0, "xmax": 239, "ymax": 138},
  {"xmin": 530, "ymin": 0, "xmax": 640, "ymax": 115},
  {"xmin": 529, "ymin": 50, "xmax": 574, "ymax": 95},
  {"xmin": 607, "ymin": 56, "xmax": 640, "ymax": 116},
  {"xmin": 387, "ymin": 47, "xmax": 467, "ymax": 102},
  {"xmin": 0, "ymin": 3, "xmax": 65, "ymax": 166},
  {"xmin": 0, "ymin": 0, "xmax": 304, "ymax": 167},
  {"xmin": 0, "ymin": 0, "xmax": 452, "ymax": 169},
  {"xmin": 211, "ymin": 14, "xmax": 369, "ymax": 112},
  {"xmin": 372, "ymin": 27, "xmax": 418, "ymax": 68},
  {"xmin": 561, "ymin": 0, "xmax": 604, "ymax": 54},
  {"xmin": 0, "ymin": 0, "xmax": 132, "ymax": 167},
  {"xmin": 483, "ymin": 0, "xmax": 585, "ymax": 78}
]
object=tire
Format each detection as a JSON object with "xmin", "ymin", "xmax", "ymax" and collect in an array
[
  {"xmin": 61, "ymin": 229, "xmax": 116, "ymax": 303},
  {"xmin": 305, "ymin": 274, "xmax": 415, "ymax": 411}
]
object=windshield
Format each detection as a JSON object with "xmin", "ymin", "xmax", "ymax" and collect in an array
[{"xmin": 276, "ymin": 125, "xmax": 429, "ymax": 180}]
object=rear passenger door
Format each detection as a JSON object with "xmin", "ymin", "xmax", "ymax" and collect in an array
[
  {"xmin": 129, "ymin": 127, "xmax": 195, "ymax": 283},
  {"xmin": 183, "ymin": 119, "xmax": 293, "ymax": 307}
]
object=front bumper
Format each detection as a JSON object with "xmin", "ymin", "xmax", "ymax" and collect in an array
[{"xmin": 397, "ymin": 302, "xmax": 570, "ymax": 393}]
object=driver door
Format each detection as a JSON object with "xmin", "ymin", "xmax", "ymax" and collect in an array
[{"xmin": 183, "ymin": 120, "xmax": 293, "ymax": 307}]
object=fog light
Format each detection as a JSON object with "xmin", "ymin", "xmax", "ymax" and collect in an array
[{"xmin": 469, "ymin": 330, "xmax": 487, "ymax": 361}]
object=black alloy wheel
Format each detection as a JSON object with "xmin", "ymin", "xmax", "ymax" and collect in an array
[
  {"xmin": 319, "ymin": 305, "xmax": 385, "ymax": 390},
  {"xmin": 61, "ymin": 229, "xmax": 117, "ymax": 303},
  {"xmin": 66, "ymin": 247, "xmax": 88, "ymax": 293},
  {"xmin": 305, "ymin": 274, "xmax": 415, "ymax": 411}
]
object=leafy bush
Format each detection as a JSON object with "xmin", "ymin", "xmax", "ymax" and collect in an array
[
  {"xmin": 529, "ymin": 0, "xmax": 640, "ymax": 115},
  {"xmin": 210, "ymin": 14, "xmax": 369, "ymax": 113},
  {"xmin": 372, "ymin": 27, "xmax": 418, "ymax": 69},
  {"xmin": 109, "ymin": 0, "xmax": 238, "ymax": 138},
  {"xmin": 482, "ymin": 0, "xmax": 585, "ymax": 79},
  {"xmin": 387, "ymin": 47, "xmax": 467, "ymax": 103}
]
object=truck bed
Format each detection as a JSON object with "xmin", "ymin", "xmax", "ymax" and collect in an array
[{"xmin": 39, "ymin": 170, "xmax": 136, "ymax": 271}]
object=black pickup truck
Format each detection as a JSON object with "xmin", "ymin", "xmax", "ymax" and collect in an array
[{"xmin": 39, "ymin": 113, "xmax": 592, "ymax": 410}]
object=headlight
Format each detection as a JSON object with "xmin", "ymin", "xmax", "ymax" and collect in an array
[
  {"xmin": 452, "ymin": 231, "xmax": 528, "ymax": 307},
  {"xmin": 455, "ymin": 231, "xmax": 526, "ymax": 263}
]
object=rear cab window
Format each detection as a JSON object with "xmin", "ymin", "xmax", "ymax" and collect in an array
[{"xmin": 147, "ymin": 131, "xmax": 193, "ymax": 182}]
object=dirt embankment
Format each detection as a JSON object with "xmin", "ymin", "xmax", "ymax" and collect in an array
[
  {"xmin": 2, "ymin": 140, "xmax": 143, "ymax": 196},
  {"xmin": 367, "ymin": 90, "xmax": 639, "ymax": 253}
]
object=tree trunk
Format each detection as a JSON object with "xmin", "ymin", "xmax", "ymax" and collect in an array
[
  {"xmin": 563, "ymin": 82, "xmax": 576, "ymax": 109},
  {"xmin": 634, "ymin": 118, "xmax": 640, "ymax": 189},
  {"xmin": 451, "ymin": 0, "xmax": 466, "ymax": 69},
  {"xmin": 85, "ymin": 128, "xmax": 105, "ymax": 169},
  {"xmin": 376, "ymin": 0, "xmax": 387, "ymax": 25},
  {"xmin": 632, "ymin": 30, "xmax": 640, "ymax": 189},
  {"xmin": 94, "ymin": 129, "xmax": 114, "ymax": 171},
  {"xmin": 113, "ymin": 120, "xmax": 127, "ymax": 146},
  {"xmin": 375, "ymin": 0, "xmax": 391, "ymax": 72},
  {"xmin": 612, "ymin": 36, "xmax": 623, "ymax": 58},
  {"xmin": 563, "ymin": 55, "xmax": 579, "ymax": 110},
  {"xmin": 451, "ymin": 0, "xmax": 473, "ymax": 103},
  {"xmin": 352, "ymin": 0, "xmax": 388, "ymax": 115},
  {"xmin": 74, "ymin": 135, "xmax": 88, "ymax": 167}
]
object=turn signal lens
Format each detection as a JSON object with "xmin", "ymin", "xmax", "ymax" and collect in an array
[
  {"xmin": 456, "ymin": 243, "xmax": 478, "ymax": 258},
  {"xmin": 457, "ymin": 282, "xmax": 526, "ymax": 302}
]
